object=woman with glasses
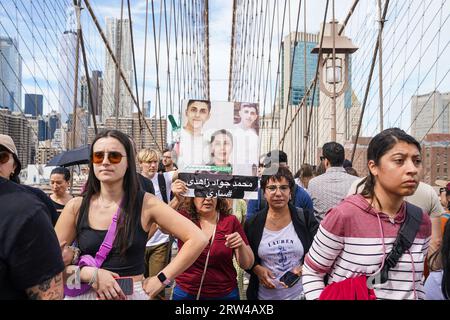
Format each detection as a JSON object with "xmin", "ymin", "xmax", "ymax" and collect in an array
[
  {"xmin": 244, "ymin": 166, "xmax": 319, "ymax": 300},
  {"xmin": 56, "ymin": 129, "xmax": 208, "ymax": 300}
]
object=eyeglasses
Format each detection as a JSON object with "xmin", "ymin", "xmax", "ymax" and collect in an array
[
  {"xmin": 92, "ymin": 151, "xmax": 126, "ymax": 164},
  {"xmin": 0, "ymin": 151, "xmax": 11, "ymax": 164},
  {"xmin": 320, "ymin": 156, "xmax": 326, "ymax": 162},
  {"xmin": 266, "ymin": 185, "xmax": 291, "ymax": 194}
]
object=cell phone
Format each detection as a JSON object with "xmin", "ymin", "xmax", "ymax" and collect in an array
[
  {"xmin": 279, "ymin": 271, "xmax": 300, "ymax": 288},
  {"xmin": 115, "ymin": 277, "xmax": 134, "ymax": 295}
]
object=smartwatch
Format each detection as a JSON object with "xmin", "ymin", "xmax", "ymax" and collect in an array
[{"xmin": 157, "ymin": 272, "xmax": 172, "ymax": 286}]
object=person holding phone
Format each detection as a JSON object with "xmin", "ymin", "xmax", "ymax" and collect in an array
[
  {"xmin": 244, "ymin": 166, "xmax": 319, "ymax": 300},
  {"xmin": 56, "ymin": 130, "xmax": 208, "ymax": 300}
]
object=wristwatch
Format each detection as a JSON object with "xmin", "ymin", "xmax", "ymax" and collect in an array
[{"xmin": 157, "ymin": 272, "xmax": 172, "ymax": 286}]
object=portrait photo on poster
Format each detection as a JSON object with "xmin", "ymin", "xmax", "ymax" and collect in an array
[{"xmin": 177, "ymin": 100, "xmax": 260, "ymax": 199}]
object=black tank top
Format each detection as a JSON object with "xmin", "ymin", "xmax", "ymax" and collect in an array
[{"xmin": 77, "ymin": 190, "xmax": 148, "ymax": 276}]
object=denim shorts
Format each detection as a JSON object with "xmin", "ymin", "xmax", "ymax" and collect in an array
[{"xmin": 172, "ymin": 285, "xmax": 240, "ymax": 300}]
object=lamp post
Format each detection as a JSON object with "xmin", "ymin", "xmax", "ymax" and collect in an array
[{"xmin": 311, "ymin": 20, "xmax": 358, "ymax": 142}]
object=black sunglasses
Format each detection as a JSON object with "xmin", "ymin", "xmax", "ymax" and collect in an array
[{"xmin": 0, "ymin": 150, "xmax": 11, "ymax": 164}]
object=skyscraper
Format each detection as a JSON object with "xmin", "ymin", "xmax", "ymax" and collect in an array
[
  {"xmin": 279, "ymin": 28, "xmax": 357, "ymax": 167},
  {"xmin": 80, "ymin": 70, "xmax": 103, "ymax": 125},
  {"xmin": 0, "ymin": 108, "xmax": 32, "ymax": 167},
  {"xmin": 102, "ymin": 17, "xmax": 134, "ymax": 122},
  {"xmin": 144, "ymin": 100, "xmax": 153, "ymax": 118},
  {"xmin": 24, "ymin": 94, "xmax": 43, "ymax": 116},
  {"xmin": 91, "ymin": 70, "xmax": 103, "ymax": 119},
  {"xmin": 38, "ymin": 119, "xmax": 49, "ymax": 141},
  {"xmin": 411, "ymin": 91, "xmax": 450, "ymax": 141},
  {"xmin": 0, "ymin": 36, "xmax": 22, "ymax": 112},
  {"xmin": 48, "ymin": 111, "xmax": 61, "ymax": 140},
  {"xmin": 59, "ymin": 6, "xmax": 78, "ymax": 125},
  {"xmin": 281, "ymin": 32, "xmax": 319, "ymax": 108}
]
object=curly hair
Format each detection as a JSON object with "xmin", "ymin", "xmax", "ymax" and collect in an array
[{"xmin": 185, "ymin": 197, "xmax": 232, "ymax": 222}]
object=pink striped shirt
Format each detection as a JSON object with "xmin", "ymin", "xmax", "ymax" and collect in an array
[{"xmin": 303, "ymin": 194, "xmax": 431, "ymax": 300}]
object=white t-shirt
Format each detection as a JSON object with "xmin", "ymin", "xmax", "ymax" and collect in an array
[
  {"xmin": 146, "ymin": 171, "xmax": 174, "ymax": 247},
  {"xmin": 178, "ymin": 128, "xmax": 209, "ymax": 171},
  {"xmin": 257, "ymin": 222, "xmax": 304, "ymax": 300}
]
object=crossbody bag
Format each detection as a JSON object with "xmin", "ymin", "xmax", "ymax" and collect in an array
[{"xmin": 64, "ymin": 200, "xmax": 123, "ymax": 297}]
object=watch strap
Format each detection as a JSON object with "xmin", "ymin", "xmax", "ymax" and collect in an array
[{"xmin": 157, "ymin": 272, "xmax": 172, "ymax": 286}]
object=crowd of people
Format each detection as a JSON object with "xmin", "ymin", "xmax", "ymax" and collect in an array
[{"xmin": 1, "ymin": 126, "xmax": 450, "ymax": 300}]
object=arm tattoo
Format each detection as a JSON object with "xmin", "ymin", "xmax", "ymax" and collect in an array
[{"xmin": 25, "ymin": 273, "xmax": 64, "ymax": 300}]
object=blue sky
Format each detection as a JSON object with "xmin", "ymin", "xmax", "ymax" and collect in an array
[{"xmin": 1, "ymin": 0, "xmax": 449, "ymax": 138}]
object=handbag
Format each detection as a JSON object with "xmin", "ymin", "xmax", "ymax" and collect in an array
[
  {"xmin": 64, "ymin": 200, "xmax": 123, "ymax": 297},
  {"xmin": 196, "ymin": 213, "xmax": 219, "ymax": 300}
]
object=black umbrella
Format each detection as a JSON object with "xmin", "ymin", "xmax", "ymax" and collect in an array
[{"xmin": 47, "ymin": 145, "xmax": 91, "ymax": 167}]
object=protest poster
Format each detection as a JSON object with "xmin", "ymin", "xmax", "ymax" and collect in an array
[{"xmin": 176, "ymin": 99, "xmax": 260, "ymax": 199}]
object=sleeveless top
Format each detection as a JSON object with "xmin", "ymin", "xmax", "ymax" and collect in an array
[
  {"xmin": 77, "ymin": 190, "xmax": 148, "ymax": 276},
  {"xmin": 51, "ymin": 200, "xmax": 65, "ymax": 212}
]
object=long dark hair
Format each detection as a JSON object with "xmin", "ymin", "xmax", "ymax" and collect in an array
[
  {"xmin": 186, "ymin": 197, "xmax": 231, "ymax": 222},
  {"xmin": 76, "ymin": 129, "xmax": 139, "ymax": 256},
  {"xmin": 356, "ymin": 128, "xmax": 421, "ymax": 208}
]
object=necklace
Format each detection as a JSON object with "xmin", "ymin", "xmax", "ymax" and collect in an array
[{"xmin": 98, "ymin": 195, "xmax": 116, "ymax": 209}]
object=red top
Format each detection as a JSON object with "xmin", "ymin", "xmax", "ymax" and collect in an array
[{"xmin": 176, "ymin": 211, "xmax": 249, "ymax": 297}]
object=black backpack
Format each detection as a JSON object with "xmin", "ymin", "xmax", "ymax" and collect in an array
[
  {"xmin": 367, "ymin": 202, "xmax": 423, "ymax": 286},
  {"xmin": 157, "ymin": 173, "xmax": 174, "ymax": 204}
]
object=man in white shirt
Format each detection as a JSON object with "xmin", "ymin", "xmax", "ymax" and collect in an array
[
  {"xmin": 234, "ymin": 103, "xmax": 259, "ymax": 166},
  {"xmin": 178, "ymin": 100, "xmax": 211, "ymax": 170}
]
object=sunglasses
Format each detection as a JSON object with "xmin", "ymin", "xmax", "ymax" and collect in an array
[
  {"xmin": 0, "ymin": 151, "xmax": 11, "ymax": 164},
  {"xmin": 320, "ymin": 156, "xmax": 326, "ymax": 161},
  {"xmin": 92, "ymin": 151, "xmax": 126, "ymax": 164}
]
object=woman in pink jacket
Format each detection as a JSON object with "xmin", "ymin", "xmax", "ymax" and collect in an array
[{"xmin": 302, "ymin": 128, "xmax": 431, "ymax": 300}]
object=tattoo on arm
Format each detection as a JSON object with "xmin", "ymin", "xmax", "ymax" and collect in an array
[{"xmin": 25, "ymin": 273, "xmax": 64, "ymax": 300}]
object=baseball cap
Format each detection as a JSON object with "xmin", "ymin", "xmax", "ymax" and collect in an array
[{"xmin": 0, "ymin": 134, "xmax": 22, "ymax": 175}]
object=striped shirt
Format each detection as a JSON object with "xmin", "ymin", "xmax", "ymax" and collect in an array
[{"xmin": 302, "ymin": 194, "xmax": 431, "ymax": 300}]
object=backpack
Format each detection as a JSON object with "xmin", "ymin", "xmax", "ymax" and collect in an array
[{"xmin": 157, "ymin": 173, "xmax": 174, "ymax": 204}]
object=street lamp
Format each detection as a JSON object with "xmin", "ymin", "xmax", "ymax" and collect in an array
[{"xmin": 311, "ymin": 20, "xmax": 358, "ymax": 141}]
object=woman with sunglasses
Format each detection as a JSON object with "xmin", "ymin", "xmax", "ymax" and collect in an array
[
  {"xmin": 0, "ymin": 134, "xmax": 21, "ymax": 183},
  {"xmin": 244, "ymin": 166, "xmax": 319, "ymax": 300},
  {"xmin": 56, "ymin": 130, "xmax": 208, "ymax": 300}
]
